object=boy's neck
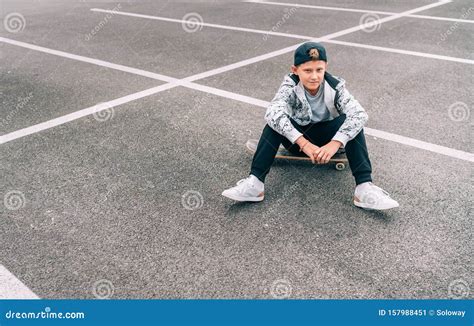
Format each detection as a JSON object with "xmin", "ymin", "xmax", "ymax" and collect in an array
[{"xmin": 304, "ymin": 86, "xmax": 320, "ymax": 96}]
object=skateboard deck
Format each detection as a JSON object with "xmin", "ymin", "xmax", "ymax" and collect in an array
[{"xmin": 246, "ymin": 139, "xmax": 348, "ymax": 171}]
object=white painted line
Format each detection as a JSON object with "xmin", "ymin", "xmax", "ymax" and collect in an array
[
  {"xmin": 183, "ymin": 42, "xmax": 303, "ymax": 82},
  {"xmin": 90, "ymin": 8, "xmax": 313, "ymax": 40},
  {"xmin": 305, "ymin": 0, "xmax": 452, "ymax": 41},
  {"xmin": 245, "ymin": 0, "xmax": 395, "ymax": 15},
  {"xmin": 0, "ymin": 37, "xmax": 178, "ymax": 83},
  {"xmin": 90, "ymin": 3, "xmax": 473, "ymax": 66},
  {"xmin": 364, "ymin": 127, "xmax": 474, "ymax": 162},
  {"xmin": 245, "ymin": 0, "xmax": 474, "ymax": 24},
  {"xmin": 409, "ymin": 13, "xmax": 474, "ymax": 24},
  {"xmin": 0, "ymin": 78, "xmax": 268, "ymax": 144},
  {"xmin": 325, "ymin": 39, "xmax": 474, "ymax": 65},
  {"xmin": 0, "ymin": 264, "xmax": 39, "ymax": 299},
  {"xmin": 0, "ymin": 83, "xmax": 179, "ymax": 144},
  {"xmin": 90, "ymin": 1, "xmax": 451, "ymax": 83},
  {"xmin": 182, "ymin": 82, "xmax": 270, "ymax": 108}
]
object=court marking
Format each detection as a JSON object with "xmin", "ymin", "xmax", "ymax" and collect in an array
[
  {"xmin": 1, "ymin": 0, "xmax": 454, "ymax": 131},
  {"xmin": 245, "ymin": 0, "xmax": 396, "ymax": 15},
  {"xmin": 0, "ymin": 264, "xmax": 39, "ymax": 299},
  {"xmin": 0, "ymin": 83, "xmax": 179, "ymax": 144},
  {"xmin": 89, "ymin": 8, "xmax": 474, "ymax": 65},
  {"xmin": 326, "ymin": 39, "xmax": 473, "ymax": 64},
  {"xmin": 159, "ymin": 0, "xmax": 455, "ymax": 83},
  {"xmin": 245, "ymin": 0, "xmax": 474, "ymax": 24},
  {"xmin": 0, "ymin": 37, "xmax": 177, "ymax": 84}
]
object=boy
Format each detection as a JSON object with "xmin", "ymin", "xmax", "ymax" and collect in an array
[{"xmin": 222, "ymin": 42, "xmax": 399, "ymax": 210}]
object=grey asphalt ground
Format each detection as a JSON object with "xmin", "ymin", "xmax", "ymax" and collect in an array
[{"xmin": 0, "ymin": 0, "xmax": 472, "ymax": 299}]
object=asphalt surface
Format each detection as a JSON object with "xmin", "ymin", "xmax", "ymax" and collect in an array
[{"xmin": 0, "ymin": 0, "xmax": 472, "ymax": 299}]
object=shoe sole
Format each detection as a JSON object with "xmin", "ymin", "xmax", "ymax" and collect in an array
[
  {"xmin": 353, "ymin": 200, "xmax": 399, "ymax": 210},
  {"xmin": 222, "ymin": 192, "xmax": 264, "ymax": 202}
]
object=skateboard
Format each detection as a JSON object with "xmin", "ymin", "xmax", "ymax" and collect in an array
[{"xmin": 246, "ymin": 139, "xmax": 348, "ymax": 171}]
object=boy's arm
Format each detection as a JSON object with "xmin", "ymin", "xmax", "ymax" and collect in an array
[
  {"xmin": 264, "ymin": 78, "xmax": 303, "ymax": 144},
  {"xmin": 331, "ymin": 85, "xmax": 369, "ymax": 147}
]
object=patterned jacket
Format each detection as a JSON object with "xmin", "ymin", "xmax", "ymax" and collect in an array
[{"xmin": 264, "ymin": 72, "xmax": 368, "ymax": 146}]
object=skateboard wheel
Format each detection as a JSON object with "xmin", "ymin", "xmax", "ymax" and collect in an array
[{"xmin": 335, "ymin": 163, "xmax": 346, "ymax": 171}]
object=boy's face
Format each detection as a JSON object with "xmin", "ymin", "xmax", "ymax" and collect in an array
[{"xmin": 291, "ymin": 60, "xmax": 327, "ymax": 95}]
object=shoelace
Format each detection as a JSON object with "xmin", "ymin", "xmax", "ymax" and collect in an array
[
  {"xmin": 357, "ymin": 183, "xmax": 391, "ymax": 200},
  {"xmin": 370, "ymin": 184, "xmax": 391, "ymax": 197}
]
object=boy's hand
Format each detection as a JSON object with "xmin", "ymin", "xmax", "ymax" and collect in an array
[
  {"xmin": 302, "ymin": 142, "xmax": 321, "ymax": 164},
  {"xmin": 295, "ymin": 136, "xmax": 320, "ymax": 164},
  {"xmin": 313, "ymin": 140, "xmax": 342, "ymax": 164}
]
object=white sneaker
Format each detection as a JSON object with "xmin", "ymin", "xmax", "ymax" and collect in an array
[
  {"xmin": 354, "ymin": 182, "xmax": 399, "ymax": 210},
  {"xmin": 222, "ymin": 175, "xmax": 264, "ymax": 202}
]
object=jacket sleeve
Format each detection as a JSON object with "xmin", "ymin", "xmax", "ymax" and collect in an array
[
  {"xmin": 332, "ymin": 84, "xmax": 369, "ymax": 147},
  {"xmin": 264, "ymin": 77, "xmax": 303, "ymax": 144}
]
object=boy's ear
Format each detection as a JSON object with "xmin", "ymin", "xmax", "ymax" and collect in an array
[{"xmin": 290, "ymin": 65, "xmax": 298, "ymax": 74}]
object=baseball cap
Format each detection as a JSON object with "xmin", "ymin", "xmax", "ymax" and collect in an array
[{"xmin": 294, "ymin": 42, "xmax": 327, "ymax": 66}]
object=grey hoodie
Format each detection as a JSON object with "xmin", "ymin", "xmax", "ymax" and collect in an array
[{"xmin": 264, "ymin": 72, "xmax": 368, "ymax": 147}]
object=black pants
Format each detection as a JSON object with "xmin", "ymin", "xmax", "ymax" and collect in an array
[{"xmin": 250, "ymin": 114, "xmax": 372, "ymax": 185}]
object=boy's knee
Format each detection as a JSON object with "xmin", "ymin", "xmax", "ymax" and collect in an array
[{"xmin": 261, "ymin": 124, "xmax": 287, "ymax": 144}]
